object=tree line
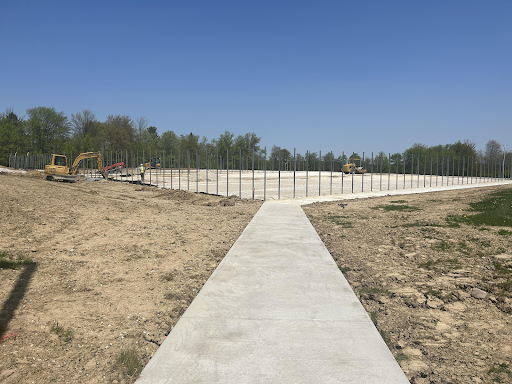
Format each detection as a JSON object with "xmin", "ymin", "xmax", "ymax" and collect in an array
[{"xmin": 1, "ymin": 107, "xmax": 510, "ymax": 174}]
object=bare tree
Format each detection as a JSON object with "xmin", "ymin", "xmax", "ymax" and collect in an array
[
  {"xmin": 136, "ymin": 116, "xmax": 149, "ymax": 141},
  {"xmin": 485, "ymin": 139, "xmax": 502, "ymax": 162},
  {"xmin": 70, "ymin": 109, "xmax": 96, "ymax": 138}
]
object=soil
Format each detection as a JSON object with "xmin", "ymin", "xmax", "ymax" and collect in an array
[
  {"xmin": 303, "ymin": 186, "xmax": 512, "ymax": 384},
  {"xmin": 0, "ymin": 171, "xmax": 262, "ymax": 383},
  {"xmin": 2, "ymin": 168, "xmax": 512, "ymax": 384}
]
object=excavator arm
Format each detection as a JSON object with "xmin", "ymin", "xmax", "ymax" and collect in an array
[{"xmin": 69, "ymin": 152, "xmax": 108, "ymax": 179}]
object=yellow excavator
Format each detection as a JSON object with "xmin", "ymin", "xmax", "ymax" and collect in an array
[
  {"xmin": 44, "ymin": 152, "xmax": 108, "ymax": 182},
  {"xmin": 342, "ymin": 157, "xmax": 367, "ymax": 174}
]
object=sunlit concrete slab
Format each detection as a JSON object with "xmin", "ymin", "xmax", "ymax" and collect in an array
[
  {"xmin": 288, "ymin": 181, "xmax": 512, "ymax": 206},
  {"xmin": 137, "ymin": 202, "xmax": 410, "ymax": 383}
]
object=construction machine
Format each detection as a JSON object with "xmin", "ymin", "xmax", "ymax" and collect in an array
[
  {"xmin": 145, "ymin": 157, "xmax": 161, "ymax": 169},
  {"xmin": 342, "ymin": 157, "xmax": 367, "ymax": 174},
  {"xmin": 44, "ymin": 152, "xmax": 109, "ymax": 182}
]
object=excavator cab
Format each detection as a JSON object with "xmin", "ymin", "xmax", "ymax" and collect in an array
[{"xmin": 45, "ymin": 154, "xmax": 69, "ymax": 179}]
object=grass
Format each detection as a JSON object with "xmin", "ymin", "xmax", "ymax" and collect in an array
[
  {"xmin": 368, "ymin": 311, "xmax": 392, "ymax": 347},
  {"xmin": 498, "ymin": 229, "xmax": 512, "ymax": 236},
  {"xmin": 457, "ymin": 240, "xmax": 471, "ymax": 255},
  {"xmin": 426, "ymin": 288, "xmax": 455, "ymax": 302},
  {"xmin": 162, "ymin": 272, "xmax": 175, "ymax": 281},
  {"xmin": 390, "ymin": 200, "xmax": 407, "ymax": 203},
  {"xmin": 446, "ymin": 189, "xmax": 512, "ymax": 228},
  {"xmin": 488, "ymin": 363, "xmax": 512, "ymax": 383},
  {"xmin": 419, "ymin": 258, "xmax": 460, "ymax": 270},
  {"xmin": 0, "ymin": 251, "xmax": 33, "ymax": 270},
  {"xmin": 432, "ymin": 240, "xmax": 453, "ymax": 252},
  {"xmin": 468, "ymin": 238, "xmax": 491, "ymax": 248},
  {"xmin": 51, "ymin": 322, "xmax": 73, "ymax": 342},
  {"xmin": 493, "ymin": 262, "xmax": 511, "ymax": 275},
  {"xmin": 117, "ymin": 346, "xmax": 142, "ymax": 378},
  {"xmin": 359, "ymin": 287, "xmax": 392, "ymax": 296},
  {"xmin": 395, "ymin": 352, "xmax": 409, "ymax": 362},
  {"xmin": 327, "ymin": 215, "xmax": 353, "ymax": 228},
  {"xmin": 338, "ymin": 266, "xmax": 351, "ymax": 273},
  {"xmin": 372, "ymin": 204, "xmax": 421, "ymax": 212}
]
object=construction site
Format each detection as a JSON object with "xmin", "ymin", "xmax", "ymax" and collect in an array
[{"xmin": 1, "ymin": 163, "xmax": 512, "ymax": 383}]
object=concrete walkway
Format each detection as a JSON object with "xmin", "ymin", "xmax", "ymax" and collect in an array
[
  {"xmin": 137, "ymin": 181, "xmax": 512, "ymax": 383},
  {"xmin": 137, "ymin": 202, "xmax": 410, "ymax": 383}
]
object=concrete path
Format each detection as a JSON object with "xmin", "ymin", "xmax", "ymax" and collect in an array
[
  {"xmin": 137, "ymin": 181, "xmax": 512, "ymax": 383},
  {"xmin": 137, "ymin": 202, "xmax": 410, "ymax": 383}
]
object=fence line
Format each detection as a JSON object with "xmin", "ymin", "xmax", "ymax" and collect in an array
[{"xmin": 7, "ymin": 150, "xmax": 512, "ymax": 200}]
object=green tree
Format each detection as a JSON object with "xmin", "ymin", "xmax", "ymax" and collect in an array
[
  {"xmin": 214, "ymin": 131, "xmax": 234, "ymax": 155},
  {"xmin": 141, "ymin": 126, "xmax": 160, "ymax": 150},
  {"xmin": 179, "ymin": 132, "xmax": 200, "ymax": 153},
  {"xmin": 26, "ymin": 106, "xmax": 70, "ymax": 153},
  {"xmin": 374, "ymin": 151, "xmax": 389, "ymax": 172},
  {"xmin": 0, "ymin": 109, "xmax": 28, "ymax": 166},
  {"xmin": 161, "ymin": 130, "xmax": 179, "ymax": 154},
  {"xmin": 103, "ymin": 114, "xmax": 136, "ymax": 152}
]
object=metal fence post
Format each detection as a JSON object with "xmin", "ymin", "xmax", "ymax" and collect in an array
[
  {"xmin": 388, "ymin": 153, "xmax": 391, "ymax": 190},
  {"xmin": 239, "ymin": 148, "xmax": 242, "ymax": 198},
  {"xmin": 293, "ymin": 148, "xmax": 296, "ymax": 198},
  {"xmin": 423, "ymin": 154, "xmax": 426, "ymax": 188},
  {"xmin": 306, "ymin": 150, "xmax": 309, "ymax": 197},
  {"xmin": 187, "ymin": 150, "xmax": 190, "ymax": 191},
  {"xmin": 252, "ymin": 150, "xmax": 255, "ymax": 199},
  {"xmin": 430, "ymin": 154, "xmax": 432, "ymax": 187},
  {"xmin": 458, "ymin": 157, "xmax": 461, "ymax": 184},
  {"xmin": 341, "ymin": 151, "xmax": 344, "ymax": 194},
  {"xmin": 462, "ymin": 156, "xmax": 465, "ymax": 185},
  {"xmin": 362, "ymin": 152, "xmax": 364, "ymax": 192},
  {"xmin": 371, "ymin": 152, "xmax": 373, "ymax": 192},
  {"xmin": 417, "ymin": 154, "xmax": 420, "ymax": 188},
  {"xmin": 319, "ymin": 150, "xmax": 321, "ymax": 196},
  {"xmin": 264, "ymin": 147, "xmax": 267, "ymax": 201},
  {"xmin": 396, "ymin": 154, "xmax": 399, "ymax": 190},
  {"xmin": 379, "ymin": 154, "xmax": 382, "ymax": 191},
  {"xmin": 403, "ymin": 153, "xmax": 406, "ymax": 189},
  {"xmin": 330, "ymin": 153, "xmax": 333, "ymax": 195},
  {"xmin": 452, "ymin": 156, "xmax": 455, "ymax": 185}
]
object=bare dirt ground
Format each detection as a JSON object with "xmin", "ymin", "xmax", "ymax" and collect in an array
[
  {"xmin": 304, "ymin": 186, "xmax": 512, "ymax": 384},
  {"xmin": 2, "ymin": 169, "xmax": 511, "ymax": 384},
  {"xmin": 0, "ymin": 171, "xmax": 262, "ymax": 383}
]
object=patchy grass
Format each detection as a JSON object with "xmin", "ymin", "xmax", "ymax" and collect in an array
[
  {"xmin": 498, "ymin": 229, "xmax": 512, "ymax": 236},
  {"xmin": 488, "ymin": 363, "xmax": 512, "ymax": 383},
  {"xmin": 327, "ymin": 215, "xmax": 353, "ymax": 228},
  {"xmin": 447, "ymin": 189, "xmax": 512, "ymax": 228},
  {"xmin": 359, "ymin": 287, "xmax": 392, "ymax": 296},
  {"xmin": 117, "ymin": 346, "xmax": 142, "ymax": 378},
  {"xmin": 432, "ymin": 241, "xmax": 454, "ymax": 252},
  {"xmin": 493, "ymin": 262, "xmax": 512, "ymax": 275},
  {"xmin": 426, "ymin": 288, "xmax": 455, "ymax": 302},
  {"xmin": 402, "ymin": 221, "xmax": 444, "ymax": 228},
  {"xmin": 0, "ymin": 251, "xmax": 33, "ymax": 270},
  {"xmin": 373, "ymin": 204, "xmax": 421, "ymax": 212},
  {"xmin": 468, "ymin": 238, "xmax": 491, "ymax": 248},
  {"xmin": 50, "ymin": 322, "xmax": 73, "ymax": 342},
  {"xmin": 390, "ymin": 200, "xmax": 408, "ymax": 203},
  {"xmin": 395, "ymin": 352, "xmax": 409, "ymax": 362},
  {"xmin": 338, "ymin": 266, "xmax": 351, "ymax": 273},
  {"xmin": 419, "ymin": 258, "xmax": 460, "ymax": 270}
]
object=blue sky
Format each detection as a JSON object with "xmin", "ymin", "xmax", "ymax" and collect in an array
[{"xmin": 1, "ymin": 0, "xmax": 511, "ymax": 155}]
